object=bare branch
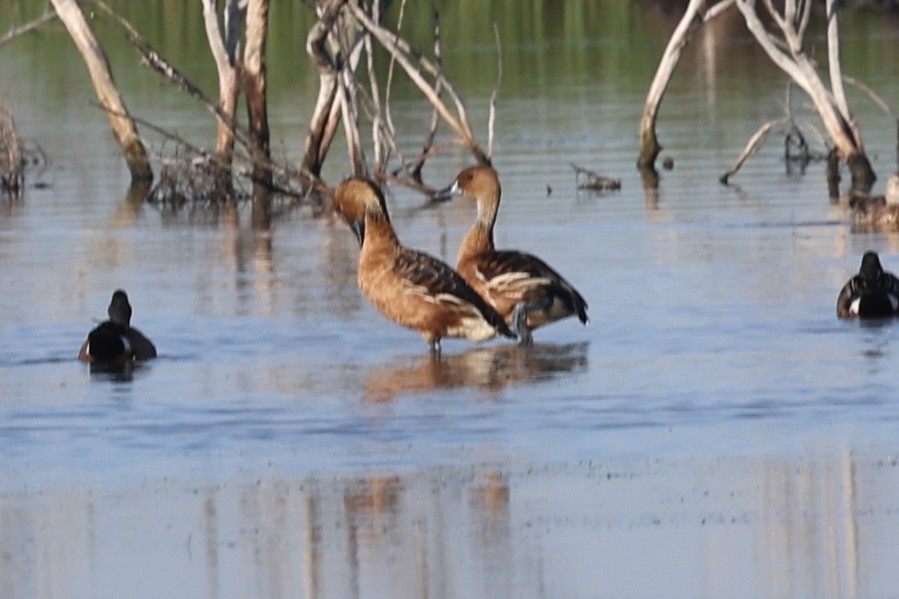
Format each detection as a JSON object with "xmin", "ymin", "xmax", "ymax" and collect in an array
[
  {"xmin": 702, "ymin": 0, "xmax": 735, "ymax": 22},
  {"xmin": 381, "ymin": 0, "xmax": 406, "ymax": 161},
  {"xmin": 488, "ymin": 22, "xmax": 502, "ymax": 160},
  {"xmin": 346, "ymin": 1, "xmax": 488, "ymax": 164},
  {"xmin": 202, "ymin": 0, "xmax": 229, "ymax": 69},
  {"xmin": 720, "ymin": 117, "xmax": 790, "ymax": 183},
  {"xmin": 843, "ymin": 76, "xmax": 896, "ymax": 122},
  {"xmin": 52, "ymin": 0, "xmax": 152, "ymax": 182},
  {"xmin": 638, "ymin": 0, "xmax": 709, "ymax": 168},
  {"xmin": 0, "ymin": 10, "xmax": 57, "ymax": 47},
  {"xmin": 94, "ymin": 0, "xmax": 251, "ymax": 149},
  {"xmin": 826, "ymin": 0, "xmax": 853, "ymax": 136},
  {"xmin": 737, "ymin": 0, "xmax": 809, "ymax": 93},
  {"xmin": 408, "ymin": 6, "xmax": 444, "ymax": 182}
]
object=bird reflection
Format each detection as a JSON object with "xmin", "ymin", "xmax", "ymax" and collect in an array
[
  {"xmin": 87, "ymin": 359, "xmax": 151, "ymax": 382},
  {"xmin": 857, "ymin": 319, "xmax": 897, "ymax": 370},
  {"xmin": 363, "ymin": 341, "xmax": 589, "ymax": 402},
  {"xmin": 343, "ymin": 475, "xmax": 402, "ymax": 518}
]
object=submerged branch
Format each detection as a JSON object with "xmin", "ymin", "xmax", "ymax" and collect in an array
[
  {"xmin": 720, "ymin": 118, "xmax": 789, "ymax": 183},
  {"xmin": 571, "ymin": 162, "xmax": 621, "ymax": 192}
]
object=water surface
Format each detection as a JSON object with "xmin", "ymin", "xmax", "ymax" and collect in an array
[{"xmin": 2, "ymin": 2, "xmax": 899, "ymax": 597}]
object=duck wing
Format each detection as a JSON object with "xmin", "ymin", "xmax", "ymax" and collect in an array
[
  {"xmin": 475, "ymin": 250, "xmax": 589, "ymax": 323},
  {"xmin": 394, "ymin": 249, "xmax": 516, "ymax": 338},
  {"xmin": 126, "ymin": 327, "xmax": 157, "ymax": 360}
]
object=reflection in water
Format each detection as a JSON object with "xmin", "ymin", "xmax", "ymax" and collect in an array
[
  {"xmin": 363, "ymin": 342, "xmax": 589, "ymax": 402},
  {"xmin": 109, "ymin": 182, "xmax": 152, "ymax": 228},
  {"xmin": 852, "ymin": 319, "xmax": 897, "ymax": 373},
  {"xmin": 87, "ymin": 359, "xmax": 135, "ymax": 382},
  {"xmin": 756, "ymin": 449, "xmax": 860, "ymax": 599},
  {"xmin": 3, "ymin": 451, "xmax": 896, "ymax": 599}
]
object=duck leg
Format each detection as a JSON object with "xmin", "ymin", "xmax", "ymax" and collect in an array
[{"xmin": 511, "ymin": 302, "xmax": 534, "ymax": 346}]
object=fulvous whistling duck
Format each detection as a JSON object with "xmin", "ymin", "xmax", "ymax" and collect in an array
[
  {"xmin": 836, "ymin": 251, "xmax": 899, "ymax": 318},
  {"xmin": 333, "ymin": 177, "xmax": 516, "ymax": 353},
  {"xmin": 438, "ymin": 165, "xmax": 589, "ymax": 346},
  {"xmin": 79, "ymin": 289, "xmax": 157, "ymax": 364}
]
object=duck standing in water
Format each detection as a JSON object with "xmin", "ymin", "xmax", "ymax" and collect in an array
[
  {"xmin": 333, "ymin": 177, "xmax": 516, "ymax": 353},
  {"xmin": 836, "ymin": 251, "xmax": 899, "ymax": 318},
  {"xmin": 79, "ymin": 289, "xmax": 157, "ymax": 364},
  {"xmin": 438, "ymin": 165, "xmax": 589, "ymax": 345}
]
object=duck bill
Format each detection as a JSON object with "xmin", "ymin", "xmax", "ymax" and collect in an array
[
  {"xmin": 431, "ymin": 180, "xmax": 461, "ymax": 203},
  {"xmin": 350, "ymin": 219, "xmax": 365, "ymax": 247}
]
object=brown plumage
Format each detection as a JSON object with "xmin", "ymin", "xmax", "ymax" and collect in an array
[
  {"xmin": 333, "ymin": 177, "xmax": 516, "ymax": 352},
  {"xmin": 849, "ymin": 173, "xmax": 899, "ymax": 231},
  {"xmin": 79, "ymin": 289, "xmax": 157, "ymax": 365},
  {"xmin": 439, "ymin": 165, "xmax": 588, "ymax": 345}
]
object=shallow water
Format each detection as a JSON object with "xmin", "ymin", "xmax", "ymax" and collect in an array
[{"xmin": 3, "ymin": 2, "xmax": 899, "ymax": 597}]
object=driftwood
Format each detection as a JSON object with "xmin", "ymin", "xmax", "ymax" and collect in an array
[
  {"xmin": 49, "ymin": 0, "xmax": 152, "ymax": 183},
  {"xmin": 570, "ymin": 162, "xmax": 621, "ymax": 193}
]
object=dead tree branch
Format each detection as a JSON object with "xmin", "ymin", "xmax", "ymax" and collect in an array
[
  {"xmin": 346, "ymin": 1, "xmax": 489, "ymax": 166},
  {"xmin": 0, "ymin": 10, "xmax": 57, "ymax": 47},
  {"xmin": 93, "ymin": 0, "xmax": 253, "ymax": 151},
  {"xmin": 487, "ymin": 22, "xmax": 502, "ymax": 161},
  {"xmin": 410, "ymin": 6, "xmax": 444, "ymax": 182},
  {"xmin": 638, "ymin": 0, "xmax": 734, "ymax": 169},
  {"xmin": 201, "ymin": 0, "xmax": 245, "ymax": 167},
  {"xmin": 51, "ymin": 0, "xmax": 152, "ymax": 183},
  {"xmin": 719, "ymin": 118, "xmax": 789, "ymax": 183},
  {"xmin": 736, "ymin": 0, "xmax": 874, "ymax": 190}
]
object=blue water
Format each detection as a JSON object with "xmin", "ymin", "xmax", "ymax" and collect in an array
[{"xmin": 2, "ymin": 6, "xmax": 899, "ymax": 598}]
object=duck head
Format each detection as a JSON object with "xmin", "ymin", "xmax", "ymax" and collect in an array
[
  {"xmin": 435, "ymin": 165, "xmax": 501, "ymax": 203},
  {"xmin": 859, "ymin": 251, "xmax": 885, "ymax": 284},
  {"xmin": 333, "ymin": 177, "xmax": 390, "ymax": 246},
  {"xmin": 107, "ymin": 289, "xmax": 133, "ymax": 327}
]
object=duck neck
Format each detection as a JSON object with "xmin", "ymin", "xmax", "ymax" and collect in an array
[
  {"xmin": 361, "ymin": 210, "xmax": 400, "ymax": 254},
  {"xmin": 461, "ymin": 193, "xmax": 499, "ymax": 258}
]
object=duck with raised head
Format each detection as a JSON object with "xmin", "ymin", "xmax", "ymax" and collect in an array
[
  {"xmin": 78, "ymin": 289, "xmax": 157, "ymax": 364},
  {"xmin": 333, "ymin": 177, "xmax": 517, "ymax": 353},
  {"xmin": 438, "ymin": 165, "xmax": 588, "ymax": 345},
  {"xmin": 836, "ymin": 251, "xmax": 899, "ymax": 318}
]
